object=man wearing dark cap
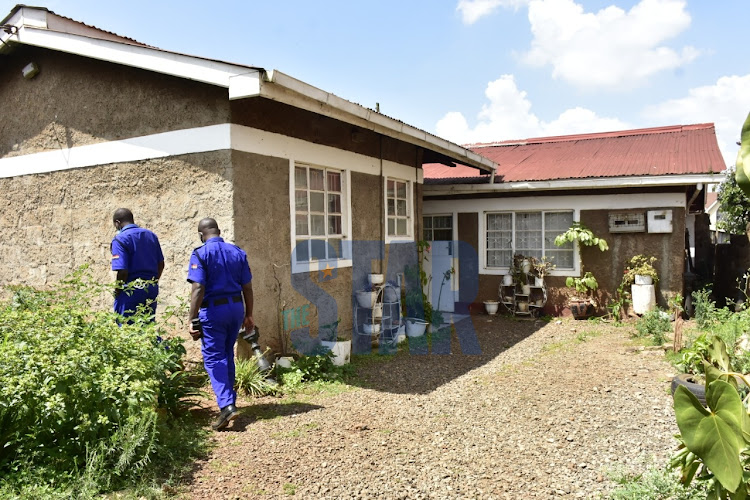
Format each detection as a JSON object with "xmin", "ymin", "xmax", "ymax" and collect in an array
[
  {"xmin": 111, "ymin": 208, "xmax": 165, "ymax": 319},
  {"xmin": 187, "ymin": 218, "xmax": 254, "ymax": 431}
]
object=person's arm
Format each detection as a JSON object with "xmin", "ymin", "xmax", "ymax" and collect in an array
[
  {"xmin": 114, "ymin": 269, "xmax": 128, "ymax": 296},
  {"xmin": 242, "ymin": 281, "xmax": 254, "ymax": 331},
  {"xmin": 157, "ymin": 261, "xmax": 165, "ymax": 280},
  {"xmin": 188, "ymin": 281, "xmax": 205, "ymax": 340}
]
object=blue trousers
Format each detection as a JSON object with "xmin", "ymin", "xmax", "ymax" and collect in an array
[
  {"xmin": 200, "ymin": 301, "xmax": 244, "ymax": 409},
  {"xmin": 114, "ymin": 285, "xmax": 158, "ymax": 319}
]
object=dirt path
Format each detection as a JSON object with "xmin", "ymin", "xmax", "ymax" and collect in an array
[{"xmin": 181, "ymin": 315, "xmax": 678, "ymax": 499}]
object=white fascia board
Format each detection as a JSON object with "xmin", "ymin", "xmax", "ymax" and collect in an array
[
  {"xmin": 0, "ymin": 124, "xmax": 230, "ymax": 178},
  {"xmin": 423, "ymin": 174, "xmax": 721, "ymax": 196},
  {"xmin": 261, "ymin": 70, "xmax": 496, "ymax": 174},
  {"xmin": 10, "ymin": 26, "xmax": 260, "ymax": 89}
]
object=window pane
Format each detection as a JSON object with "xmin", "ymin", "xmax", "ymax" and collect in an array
[
  {"xmin": 387, "ymin": 180, "xmax": 394, "ymax": 197},
  {"xmin": 295, "ymin": 190, "xmax": 308, "ymax": 211},
  {"xmin": 328, "ymin": 215, "xmax": 342, "ymax": 235},
  {"xmin": 546, "ymin": 249, "xmax": 574, "ymax": 269},
  {"xmin": 387, "ymin": 199, "xmax": 395, "ymax": 216},
  {"xmin": 310, "ymin": 192, "xmax": 325, "ymax": 213},
  {"xmin": 545, "ymin": 211, "xmax": 573, "ymax": 231},
  {"xmin": 424, "ymin": 228, "xmax": 433, "ymax": 241},
  {"xmin": 328, "ymin": 194, "xmax": 341, "ymax": 214},
  {"xmin": 311, "ymin": 239, "xmax": 326, "ymax": 260},
  {"xmin": 295, "ymin": 239, "xmax": 309, "ymax": 262},
  {"xmin": 396, "ymin": 199, "xmax": 407, "ymax": 216},
  {"xmin": 311, "ymin": 215, "xmax": 325, "ymax": 236},
  {"xmin": 396, "ymin": 218, "xmax": 407, "ymax": 236},
  {"xmin": 423, "ymin": 216, "xmax": 433, "ymax": 229},
  {"xmin": 516, "ymin": 212, "xmax": 542, "ymax": 230},
  {"xmin": 327, "ymin": 171, "xmax": 341, "ymax": 192},
  {"xmin": 396, "ymin": 181, "xmax": 406, "ymax": 199},
  {"xmin": 328, "ymin": 238, "xmax": 342, "ymax": 259},
  {"xmin": 295, "ymin": 214, "xmax": 308, "ymax": 236},
  {"xmin": 434, "ymin": 216, "xmax": 451, "ymax": 229},
  {"xmin": 487, "ymin": 213, "xmax": 511, "ymax": 231},
  {"xmin": 295, "ymin": 167, "xmax": 307, "ymax": 188},
  {"xmin": 387, "ymin": 218, "xmax": 395, "ymax": 236},
  {"xmin": 309, "ymin": 169, "xmax": 324, "ymax": 190},
  {"xmin": 434, "ymin": 229, "xmax": 452, "ymax": 241}
]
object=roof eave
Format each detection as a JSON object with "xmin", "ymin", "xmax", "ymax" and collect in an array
[{"xmin": 423, "ymin": 173, "xmax": 722, "ymax": 195}]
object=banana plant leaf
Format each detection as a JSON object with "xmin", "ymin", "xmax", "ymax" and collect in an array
[{"xmin": 736, "ymin": 111, "xmax": 750, "ymax": 198}]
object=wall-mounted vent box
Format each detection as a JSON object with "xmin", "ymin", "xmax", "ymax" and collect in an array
[
  {"xmin": 647, "ymin": 209, "xmax": 673, "ymax": 233},
  {"xmin": 609, "ymin": 212, "xmax": 645, "ymax": 233}
]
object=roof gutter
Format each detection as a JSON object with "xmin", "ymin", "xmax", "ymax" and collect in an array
[{"xmin": 424, "ymin": 173, "xmax": 721, "ymax": 196}]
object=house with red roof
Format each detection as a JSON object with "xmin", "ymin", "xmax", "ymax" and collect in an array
[{"xmin": 423, "ymin": 124, "xmax": 725, "ymax": 316}]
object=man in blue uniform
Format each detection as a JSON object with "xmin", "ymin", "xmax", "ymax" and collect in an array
[
  {"xmin": 111, "ymin": 208, "xmax": 165, "ymax": 319},
  {"xmin": 187, "ymin": 218, "xmax": 254, "ymax": 431}
]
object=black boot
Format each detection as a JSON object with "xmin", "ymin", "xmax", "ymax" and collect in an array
[{"xmin": 212, "ymin": 403, "xmax": 238, "ymax": 431}]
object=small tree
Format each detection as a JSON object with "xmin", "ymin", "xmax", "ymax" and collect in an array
[{"xmin": 717, "ymin": 166, "xmax": 750, "ymax": 235}]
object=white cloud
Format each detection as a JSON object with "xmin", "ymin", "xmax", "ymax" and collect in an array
[
  {"xmin": 456, "ymin": 0, "xmax": 528, "ymax": 25},
  {"xmin": 435, "ymin": 74, "xmax": 628, "ymax": 145},
  {"xmin": 643, "ymin": 74, "xmax": 750, "ymax": 167},
  {"xmin": 521, "ymin": 0, "xmax": 699, "ymax": 90}
]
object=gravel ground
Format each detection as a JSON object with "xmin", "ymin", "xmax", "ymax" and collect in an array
[{"xmin": 181, "ymin": 314, "xmax": 680, "ymax": 499}]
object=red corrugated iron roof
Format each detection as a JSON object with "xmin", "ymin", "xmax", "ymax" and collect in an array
[{"xmin": 425, "ymin": 123, "xmax": 726, "ymax": 182}]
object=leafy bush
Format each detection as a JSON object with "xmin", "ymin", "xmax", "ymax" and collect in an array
[
  {"xmin": 0, "ymin": 267, "xmax": 203, "ymax": 495},
  {"xmin": 274, "ymin": 346, "xmax": 352, "ymax": 391},
  {"xmin": 634, "ymin": 309, "xmax": 671, "ymax": 345}
]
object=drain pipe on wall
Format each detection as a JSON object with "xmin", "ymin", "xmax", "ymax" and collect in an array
[
  {"xmin": 686, "ymin": 183, "xmax": 704, "ymax": 210},
  {"xmin": 379, "ymin": 134, "xmax": 384, "ymax": 273}
]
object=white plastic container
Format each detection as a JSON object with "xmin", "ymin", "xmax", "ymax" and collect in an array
[{"xmin": 632, "ymin": 284, "xmax": 656, "ymax": 314}]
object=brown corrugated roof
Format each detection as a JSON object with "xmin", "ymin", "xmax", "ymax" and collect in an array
[{"xmin": 425, "ymin": 123, "xmax": 726, "ymax": 183}]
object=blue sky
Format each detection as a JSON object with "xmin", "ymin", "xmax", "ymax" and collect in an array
[{"xmin": 2, "ymin": 0, "xmax": 747, "ymax": 166}]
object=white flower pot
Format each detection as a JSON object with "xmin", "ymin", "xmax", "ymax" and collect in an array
[
  {"xmin": 502, "ymin": 274, "xmax": 514, "ymax": 286},
  {"xmin": 534, "ymin": 277, "xmax": 544, "ymax": 287},
  {"xmin": 635, "ymin": 275, "xmax": 653, "ymax": 285},
  {"xmin": 521, "ymin": 284, "xmax": 531, "ymax": 295},
  {"xmin": 521, "ymin": 259, "xmax": 532, "ymax": 274},
  {"xmin": 405, "ymin": 318, "xmax": 428, "ymax": 337},
  {"xmin": 356, "ymin": 290, "xmax": 378, "ymax": 308},
  {"xmin": 517, "ymin": 301, "xmax": 529, "ymax": 313},
  {"xmin": 383, "ymin": 286, "xmax": 400, "ymax": 303},
  {"xmin": 372, "ymin": 303, "xmax": 383, "ymax": 319},
  {"xmin": 368, "ymin": 273, "xmax": 384, "ymax": 286},
  {"xmin": 275, "ymin": 356, "xmax": 293, "ymax": 369},
  {"xmin": 321, "ymin": 340, "xmax": 351, "ymax": 366},
  {"xmin": 363, "ymin": 322, "xmax": 381, "ymax": 334},
  {"xmin": 484, "ymin": 300, "xmax": 499, "ymax": 315}
]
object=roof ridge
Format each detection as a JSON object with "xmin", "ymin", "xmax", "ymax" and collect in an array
[{"xmin": 466, "ymin": 123, "xmax": 716, "ymax": 149}]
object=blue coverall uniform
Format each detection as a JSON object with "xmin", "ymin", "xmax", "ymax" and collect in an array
[
  {"xmin": 111, "ymin": 223, "xmax": 164, "ymax": 318},
  {"xmin": 187, "ymin": 237, "xmax": 252, "ymax": 409}
]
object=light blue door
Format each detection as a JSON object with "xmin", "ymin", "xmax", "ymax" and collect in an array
[{"xmin": 424, "ymin": 215, "xmax": 454, "ymax": 314}]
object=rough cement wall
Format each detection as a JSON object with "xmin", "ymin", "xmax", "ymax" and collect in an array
[
  {"xmin": 0, "ymin": 151, "xmax": 234, "ymax": 310},
  {"xmin": 580, "ymin": 208, "xmax": 685, "ymax": 310},
  {"xmin": 0, "ymin": 46, "xmax": 229, "ymax": 158}
]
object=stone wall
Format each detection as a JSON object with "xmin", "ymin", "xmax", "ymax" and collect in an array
[{"xmin": 0, "ymin": 151, "xmax": 234, "ymax": 310}]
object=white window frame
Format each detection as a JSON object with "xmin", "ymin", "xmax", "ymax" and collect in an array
[
  {"xmin": 384, "ymin": 176, "xmax": 414, "ymax": 244},
  {"xmin": 482, "ymin": 210, "xmax": 577, "ymax": 275},
  {"xmin": 289, "ymin": 162, "xmax": 352, "ymax": 274}
]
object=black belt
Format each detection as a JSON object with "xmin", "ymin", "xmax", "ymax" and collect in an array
[{"xmin": 201, "ymin": 295, "xmax": 242, "ymax": 308}]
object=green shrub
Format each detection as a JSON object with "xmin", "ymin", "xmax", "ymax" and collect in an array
[
  {"xmin": 0, "ymin": 267, "xmax": 204, "ymax": 495},
  {"xmin": 634, "ymin": 309, "xmax": 671, "ymax": 345}
]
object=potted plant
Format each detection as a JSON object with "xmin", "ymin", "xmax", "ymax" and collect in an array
[
  {"xmin": 483, "ymin": 300, "xmax": 499, "ymax": 315},
  {"xmin": 318, "ymin": 318, "xmax": 350, "ymax": 366},
  {"xmin": 403, "ymin": 241, "xmax": 433, "ymax": 337},
  {"xmin": 531, "ymin": 256, "xmax": 555, "ymax": 286},
  {"xmin": 622, "ymin": 255, "xmax": 659, "ymax": 286},
  {"xmin": 512, "ymin": 254, "xmax": 531, "ymax": 295},
  {"xmin": 554, "ymin": 222, "xmax": 609, "ymax": 319}
]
